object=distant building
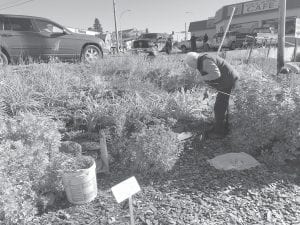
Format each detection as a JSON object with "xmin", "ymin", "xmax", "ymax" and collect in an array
[
  {"xmin": 111, "ymin": 28, "xmax": 143, "ymax": 49},
  {"xmin": 111, "ymin": 28, "xmax": 141, "ymax": 42},
  {"xmin": 214, "ymin": 0, "xmax": 300, "ymax": 34},
  {"xmin": 188, "ymin": 17, "xmax": 216, "ymax": 38},
  {"xmin": 189, "ymin": 0, "xmax": 300, "ymax": 36},
  {"xmin": 172, "ymin": 31, "xmax": 188, "ymax": 42}
]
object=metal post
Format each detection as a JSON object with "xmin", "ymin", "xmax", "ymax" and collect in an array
[
  {"xmin": 113, "ymin": 0, "xmax": 119, "ymax": 53},
  {"xmin": 184, "ymin": 12, "xmax": 192, "ymax": 41},
  {"xmin": 185, "ymin": 22, "xmax": 187, "ymax": 41},
  {"xmin": 119, "ymin": 10, "xmax": 131, "ymax": 53},
  {"xmin": 277, "ymin": 0, "xmax": 286, "ymax": 73},
  {"xmin": 217, "ymin": 7, "xmax": 236, "ymax": 55}
]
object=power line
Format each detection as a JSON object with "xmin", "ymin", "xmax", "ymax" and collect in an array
[
  {"xmin": 0, "ymin": 0, "xmax": 25, "ymax": 8},
  {"xmin": 0, "ymin": 0, "xmax": 35, "ymax": 11}
]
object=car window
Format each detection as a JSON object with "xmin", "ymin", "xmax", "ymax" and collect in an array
[
  {"xmin": 35, "ymin": 19, "xmax": 64, "ymax": 35},
  {"xmin": 0, "ymin": 17, "xmax": 11, "ymax": 30},
  {"xmin": 9, "ymin": 18, "xmax": 34, "ymax": 31}
]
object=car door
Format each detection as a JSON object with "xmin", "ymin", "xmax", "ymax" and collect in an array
[
  {"xmin": 0, "ymin": 16, "xmax": 42, "ymax": 61},
  {"xmin": 33, "ymin": 19, "xmax": 81, "ymax": 61}
]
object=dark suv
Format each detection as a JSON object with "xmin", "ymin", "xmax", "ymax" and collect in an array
[
  {"xmin": 131, "ymin": 33, "xmax": 169, "ymax": 55},
  {"xmin": 0, "ymin": 14, "xmax": 104, "ymax": 65}
]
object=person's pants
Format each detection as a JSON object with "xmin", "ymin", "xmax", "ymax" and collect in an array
[{"xmin": 214, "ymin": 89, "xmax": 231, "ymax": 133}]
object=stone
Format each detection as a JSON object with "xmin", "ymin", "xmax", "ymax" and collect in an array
[
  {"xmin": 177, "ymin": 132, "xmax": 193, "ymax": 141},
  {"xmin": 59, "ymin": 141, "xmax": 82, "ymax": 156},
  {"xmin": 207, "ymin": 152, "xmax": 260, "ymax": 171}
]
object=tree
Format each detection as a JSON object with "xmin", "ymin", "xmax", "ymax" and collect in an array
[
  {"xmin": 93, "ymin": 18, "xmax": 103, "ymax": 33},
  {"xmin": 145, "ymin": 28, "xmax": 149, "ymax": 33}
]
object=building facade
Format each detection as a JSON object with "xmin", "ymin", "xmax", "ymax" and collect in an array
[
  {"xmin": 188, "ymin": 17, "xmax": 216, "ymax": 38},
  {"xmin": 189, "ymin": 0, "xmax": 300, "ymax": 37},
  {"xmin": 215, "ymin": 0, "xmax": 300, "ymax": 34}
]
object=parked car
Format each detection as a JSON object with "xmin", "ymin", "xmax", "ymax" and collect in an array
[
  {"xmin": 0, "ymin": 14, "xmax": 105, "ymax": 65},
  {"xmin": 208, "ymin": 31, "xmax": 241, "ymax": 50},
  {"xmin": 131, "ymin": 33, "xmax": 169, "ymax": 55},
  {"xmin": 178, "ymin": 37, "xmax": 204, "ymax": 53},
  {"xmin": 251, "ymin": 27, "xmax": 278, "ymax": 47}
]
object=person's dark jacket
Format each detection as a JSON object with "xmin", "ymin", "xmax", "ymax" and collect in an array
[{"xmin": 197, "ymin": 54, "xmax": 239, "ymax": 91}]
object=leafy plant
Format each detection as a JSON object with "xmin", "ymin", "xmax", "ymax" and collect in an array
[
  {"xmin": 0, "ymin": 113, "xmax": 62, "ymax": 223},
  {"xmin": 228, "ymin": 61, "xmax": 300, "ymax": 163},
  {"xmin": 127, "ymin": 124, "xmax": 183, "ymax": 175}
]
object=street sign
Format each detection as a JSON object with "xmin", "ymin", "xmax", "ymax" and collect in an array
[{"xmin": 296, "ymin": 18, "xmax": 300, "ymax": 38}]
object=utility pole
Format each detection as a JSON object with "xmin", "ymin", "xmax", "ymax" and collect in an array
[
  {"xmin": 113, "ymin": 0, "xmax": 119, "ymax": 53},
  {"xmin": 277, "ymin": 0, "xmax": 286, "ymax": 73},
  {"xmin": 185, "ymin": 22, "xmax": 187, "ymax": 40},
  {"xmin": 184, "ymin": 12, "xmax": 192, "ymax": 41}
]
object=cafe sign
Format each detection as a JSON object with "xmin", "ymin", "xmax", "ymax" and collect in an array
[{"xmin": 243, "ymin": 0, "xmax": 279, "ymax": 14}]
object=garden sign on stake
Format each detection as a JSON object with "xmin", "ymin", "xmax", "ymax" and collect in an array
[{"xmin": 111, "ymin": 176, "xmax": 141, "ymax": 225}]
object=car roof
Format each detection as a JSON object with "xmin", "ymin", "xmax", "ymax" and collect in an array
[{"xmin": 0, "ymin": 14, "xmax": 51, "ymax": 21}]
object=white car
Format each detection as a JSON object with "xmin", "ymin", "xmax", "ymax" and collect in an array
[{"xmin": 253, "ymin": 28, "xmax": 278, "ymax": 46}]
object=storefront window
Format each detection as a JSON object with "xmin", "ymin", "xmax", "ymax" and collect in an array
[{"xmin": 262, "ymin": 17, "xmax": 296, "ymax": 35}]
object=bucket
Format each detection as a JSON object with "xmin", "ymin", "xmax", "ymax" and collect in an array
[{"xmin": 62, "ymin": 160, "xmax": 97, "ymax": 204}]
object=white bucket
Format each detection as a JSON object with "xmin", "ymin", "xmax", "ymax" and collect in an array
[{"xmin": 62, "ymin": 160, "xmax": 97, "ymax": 204}]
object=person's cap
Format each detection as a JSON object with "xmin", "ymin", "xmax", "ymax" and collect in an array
[{"xmin": 184, "ymin": 52, "xmax": 200, "ymax": 69}]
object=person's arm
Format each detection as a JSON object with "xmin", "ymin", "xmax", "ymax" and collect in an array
[{"xmin": 197, "ymin": 58, "xmax": 221, "ymax": 82}]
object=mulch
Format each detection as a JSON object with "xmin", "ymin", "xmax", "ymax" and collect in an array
[{"xmin": 35, "ymin": 137, "xmax": 300, "ymax": 225}]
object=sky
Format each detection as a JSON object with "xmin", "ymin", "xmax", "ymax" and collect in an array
[{"xmin": 1, "ymin": 0, "xmax": 250, "ymax": 33}]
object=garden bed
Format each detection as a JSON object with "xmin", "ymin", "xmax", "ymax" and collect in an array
[{"xmin": 0, "ymin": 54, "xmax": 299, "ymax": 224}]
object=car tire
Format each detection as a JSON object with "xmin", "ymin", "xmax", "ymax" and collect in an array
[
  {"xmin": 81, "ymin": 45, "xmax": 103, "ymax": 63},
  {"xmin": 0, "ymin": 51, "xmax": 8, "ymax": 66},
  {"xmin": 181, "ymin": 45, "xmax": 187, "ymax": 53}
]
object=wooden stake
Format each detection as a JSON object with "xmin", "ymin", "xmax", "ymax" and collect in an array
[
  {"xmin": 277, "ymin": 0, "xmax": 286, "ymax": 73},
  {"xmin": 99, "ymin": 130, "xmax": 109, "ymax": 173},
  {"xmin": 217, "ymin": 7, "xmax": 236, "ymax": 55},
  {"xmin": 247, "ymin": 43, "xmax": 254, "ymax": 64},
  {"xmin": 129, "ymin": 196, "xmax": 135, "ymax": 225}
]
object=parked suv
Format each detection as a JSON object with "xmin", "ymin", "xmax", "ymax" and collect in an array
[
  {"xmin": 131, "ymin": 33, "xmax": 169, "ymax": 55},
  {"xmin": 0, "ymin": 14, "xmax": 104, "ymax": 65}
]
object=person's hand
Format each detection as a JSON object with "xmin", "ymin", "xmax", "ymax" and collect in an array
[{"xmin": 195, "ymin": 75, "xmax": 204, "ymax": 84}]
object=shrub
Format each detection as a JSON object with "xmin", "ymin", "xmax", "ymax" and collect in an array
[
  {"xmin": 0, "ymin": 113, "xmax": 62, "ymax": 224},
  {"xmin": 127, "ymin": 124, "xmax": 183, "ymax": 176},
  {"xmin": 228, "ymin": 62, "xmax": 300, "ymax": 163}
]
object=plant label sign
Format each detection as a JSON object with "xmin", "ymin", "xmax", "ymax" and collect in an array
[
  {"xmin": 111, "ymin": 176, "xmax": 141, "ymax": 203},
  {"xmin": 296, "ymin": 18, "xmax": 300, "ymax": 38}
]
